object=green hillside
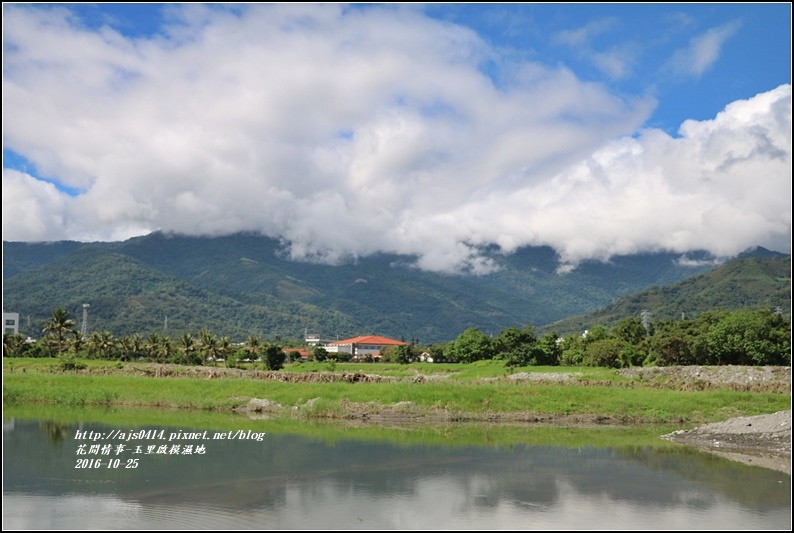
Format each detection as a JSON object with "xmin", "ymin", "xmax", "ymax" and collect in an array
[
  {"xmin": 3, "ymin": 232, "xmax": 788, "ymax": 343},
  {"xmin": 1, "ymin": 248, "xmax": 361, "ymax": 341},
  {"xmin": 540, "ymin": 256, "xmax": 791, "ymax": 336}
]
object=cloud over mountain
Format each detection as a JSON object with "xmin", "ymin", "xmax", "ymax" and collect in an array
[{"xmin": 2, "ymin": 5, "xmax": 790, "ymax": 272}]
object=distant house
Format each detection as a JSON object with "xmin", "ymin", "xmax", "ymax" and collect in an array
[
  {"xmin": 325, "ymin": 335, "xmax": 408, "ymax": 360},
  {"xmin": 304, "ymin": 334, "xmax": 336, "ymax": 348},
  {"xmin": 418, "ymin": 351, "xmax": 456, "ymax": 363},
  {"xmin": 282, "ymin": 348, "xmax": 312, "ymax": 362}
]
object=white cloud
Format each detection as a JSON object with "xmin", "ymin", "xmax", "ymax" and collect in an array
[
  {"xmin": 591, "ymin": 45, "xmax": 636, "ymax": 80},
  {"xmin": 2, "ymin": 5, "xmax": 790, "ymax": 272},
  {"xmin": 552, "ymin": 17, "xmax": 633, "ymax": 80},
  {"xmin": 2, "ymin": 170, "xmax": 70, "ymax": 242},
  {"xmin": 552, "ymin": 17, "xmax": 619, "ymax": 48},
  {"xmin": 666, "ymin": 21, "xmax": 742, "ymax": 77}
]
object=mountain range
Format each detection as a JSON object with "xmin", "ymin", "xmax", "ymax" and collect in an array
[{"xmin": 2, "ymin": 232, "xmax": 790, "ymax": 343}]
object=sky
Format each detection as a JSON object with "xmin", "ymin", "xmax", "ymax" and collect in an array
[{"xmin": 2, "ymin": 3, "xmax": 791, "ymax": 273}]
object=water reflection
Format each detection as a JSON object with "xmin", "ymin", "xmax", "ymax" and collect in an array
[{"xmin": 3, "ymin": 410, "xmax": 790, "ymax": 530}]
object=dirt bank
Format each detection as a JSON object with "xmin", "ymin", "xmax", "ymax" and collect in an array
[{"xmin": 662, "ymin": 410, "xmax": 791, "ymax": 474}]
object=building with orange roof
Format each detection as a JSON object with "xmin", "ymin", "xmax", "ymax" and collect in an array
[
  {"xmin": 281, "ymin": 347, "xmax": 313, "ymax": 362},
  {"xmin": 325, "ymin": 335, "xmax": 408, "ymax": 359}
]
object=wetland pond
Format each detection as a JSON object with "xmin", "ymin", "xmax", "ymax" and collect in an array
[{"xmin": 3, "ymin": 405, "xmax": 790, "ymax": 530}]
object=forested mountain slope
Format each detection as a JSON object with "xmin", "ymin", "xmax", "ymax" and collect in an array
[
  {"xmin": 3, "ymin": 232, "xmax": 787, "ymax": 342},
  {"xmin": 540, "ymin": 255, "xmax": 791, "ymax": 336}
]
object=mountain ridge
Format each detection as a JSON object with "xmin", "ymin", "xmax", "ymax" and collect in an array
[
  {"xmin": 3, "ymin": 232, "xmax": 788, "ymax": 343},
  {"xmin": 539, "ymin": 255, "xmax": 791, "ymax": 336}
]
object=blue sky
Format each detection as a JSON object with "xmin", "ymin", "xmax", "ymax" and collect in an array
[
  {"xmin": 2, "ymin": 3, "xmax": 791, "ymax": 272},
  {"xmin": 46, "ymin": 3, "xmax": 792, "ymax": 132}
]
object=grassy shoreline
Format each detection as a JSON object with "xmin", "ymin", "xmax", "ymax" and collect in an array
[{"xmin": 3, "ymin": 358, "xmax": 790, "ymax": 425}]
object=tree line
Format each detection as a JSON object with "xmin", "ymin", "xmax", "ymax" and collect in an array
[
  {"xmin": 3, "ymin": 308, "xmax": 287, "ymax": 370},
  {"xmin": 437, "ymin": 308, "xmax": 790, "ymax": 368},
  {"xmin": 3, "ymin": 306, "xmax": 790, "ymax": 368}
]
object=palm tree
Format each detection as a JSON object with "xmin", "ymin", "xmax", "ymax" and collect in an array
[
  {"xmin": 120, "ymin": 333, "xmax": 143, "ymax": 361},
  {"xmin": 42, "ymin": 308, "xmax": 76, "ymax": 357},
  {"xmin": 198, "ymin": 329, "xmax": 218, "ymax": 366},
  {"xmin": 159, "ymin": 336, "xmax": 174, "ymax": 364},
  {"xmin": 66, "ymin": 330, "xmax": 84, "ymax": 357},
  {"xmin": 145, "ymin": 332, "xmax": 163, "ymax": 362},
  {"xmin": 245, "ymin": 335, "xmax": 261, "ymax": 369},
  {"xmin": 219, "ymin": 336, "xmax": 233, "ymax": 367},
  {"xmin": 179, "ymin": 333, "xmax": 196, "ymax": 365},
  {"xmin": 3, "ymin": 332, "xmax": 27, "ymax": 358},
  {"xmin": 88, "ymin": 331, "xmax": 116, "ymax": 360},
  {"xmin": 87, "ymin": 332, "xmax": 102, "ymax": 359}
]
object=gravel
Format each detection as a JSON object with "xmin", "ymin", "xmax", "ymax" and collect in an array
[
  {"xmin": 617, "ymin": 365, "xmax": 791, "ymax": 387},
  {"xmin": 661, "ymin": 409, "xmax": 791, "ymax": 474},
  {"xmin": 629, "ymin": 366, "xmax": 792, "ymax": 473}
]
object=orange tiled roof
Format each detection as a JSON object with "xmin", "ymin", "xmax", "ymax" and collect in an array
[
  {"xmin": 328, "ymin": 335, "xmax": 408, "ymax": 346},
  {"xmin": 282, "ymin": 348, "xmax": 313, "ymax": 357}
]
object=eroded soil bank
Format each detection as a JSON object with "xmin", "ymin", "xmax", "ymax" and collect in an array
[{"xmin": 661, "ymin": 409, "xmax": 791, "ymax": 474}]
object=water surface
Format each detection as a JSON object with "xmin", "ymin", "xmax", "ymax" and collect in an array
[{"xmin": 3, "ymin": 406, "xmax": 790, "ymax": 529}]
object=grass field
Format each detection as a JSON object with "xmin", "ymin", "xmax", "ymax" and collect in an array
[{"xmin": 3, "ymin": 358, "xmax": 789, "ymax": 425}]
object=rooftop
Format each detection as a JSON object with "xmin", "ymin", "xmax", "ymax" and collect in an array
[{"xmin": 328, "ymin": 335, "xmax": 408, "ymax": 346}]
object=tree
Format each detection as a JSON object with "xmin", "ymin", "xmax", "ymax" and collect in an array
[
  {"xmin": 88, "ymin": 331, "xmax": 116, "ymax": 360},
  {"xmin": 145, "ymin": 332, "xmax": 163, "ymax": 363},
  {"xmin": 245, "ymin": 335, "xmax": 261, "ymax": 368},
  {"xmin": 427, "ymin": 343, "xmax": 447, "ymax": 362},
  {"xmin": 496, "ymin": 326, "xmax": 528, "ymax": 354},
  {"xmin": 445, "ymin": 327, "xmax": 495, "ymax": 363},
  {"xmin": 263, "ymin": 344, "xmax": 286, "ymax": 371},
  {"xmin": 178, "ymin": 333, "xmax": 197, "ymax": 364},
  {"xmin": 66, "ymin": 330, "xmax": 84, "ymax": 357},
  {"xmin": 159, "ymin": 336, "xmax": 174, "ymax": 364},
  {"xmin": 658, "ymin": 336, "xmax": 694, "ymax": 366},
  {"xmin": 706, "ymin": 309, "xmax": 791, "ymax": 365},
  {"xmin": 559, "ymin": 335, "xmax": 586, "ymax": 366},
  {"xmin": 121, "ymin": 333, "xmax": 143, "ymax": 362},
  {"xmin": 613, "ymin": 318, "xmax": 647, "ymax": 345},
  {"xmin": 582, "ymin": 325, "xmax": 610, "ymax": 344},
  {"xmin": 617, "ymin": 344, "xmax": 645, "ymax": 368},
  {"xmin": 536, "ymin": 332, "xmax": 562, "ymax": 366},
  {"xmin": 198, "ymin": 329, "xmax": 218, "ymax": 366},
  {"xmin": 42, "ymin": 308, "xmax": 77, "ymax": 357},
  {"xmin": 648, "ymin": 315, "xmax": 711, "ymax": 366},
  {"xmin": 495, "ymin": 325, "xmax": 539, "ymax": 366},
  {"xmin": 3, "ymin": 332, "xmax": 27, "ymax": 358},
  {"xmin": 313, "ymin": 345, "xmax": 329, "ymax": 362},
  {"xmin": 392, "ymin": 344, "xmax": 413, "ymax": 364},
  {"xmin": 219, "ymin": 336, "xmax": 233, "ymax": 367},
  {"xmin": 584, "ymin": 338, "xmax": 624, "ymax": 368}
]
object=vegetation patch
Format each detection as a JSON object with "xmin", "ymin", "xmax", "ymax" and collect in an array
[{"xmin": 3, "ymin": 358, "xmax": 789, "ymax": 426}]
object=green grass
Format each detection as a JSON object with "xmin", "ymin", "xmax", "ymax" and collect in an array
[
  {"xmin": 3, "ymin": 358, "xmax": 789, "ymax": 425},
  {"xmin": 286, "ymin": 360, "xmax": 620, "ymax": 381}
]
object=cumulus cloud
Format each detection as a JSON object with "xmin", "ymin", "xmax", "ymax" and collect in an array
[
  {"xmin": 2, "ymin": 5, "xmax": 791, "ymax": 273},
  {"xmin": 461, "ymin": 84, "xmax": 791, "ymax": 267},
  {"xmin": 2, "ymin": 169, "xmax": 70, "ymax": 242}
]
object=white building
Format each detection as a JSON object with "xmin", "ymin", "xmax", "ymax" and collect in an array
[
  {"xmin": 3, "ymin": 312, "xmax": 20, "ymax": 335},
  {"xmin": 325, "ymin": 335, "xmax": 408, "ymax": 358},
  {"xmin": 304, "ymin": 333, "xmax": 337, "ymax": 347}
]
